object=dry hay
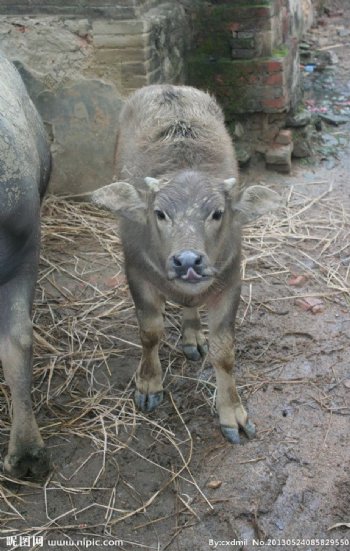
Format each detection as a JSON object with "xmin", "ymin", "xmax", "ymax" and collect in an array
[{"xmin": 0, "ymin": 180, "xmax": 349, "ymax": 546}]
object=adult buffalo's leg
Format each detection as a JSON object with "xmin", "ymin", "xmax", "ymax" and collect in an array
[
  {"xmin": 207, "ymin": 283, "xmax": 256, "ymax": 444},
  {"xmin": 128, "ymin": 270, "xmax": 165, "ymax": 412},
  {"xmin": 0, "ymin": 246, "xmax": 49, "ymax": 478},
  {"xmin": 181, "ymin": 307, "xmax": 208, "ymax": 361}
]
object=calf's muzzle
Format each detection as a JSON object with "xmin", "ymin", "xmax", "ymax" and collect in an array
[{"xmin": 169, "ymin": 249, "xmax": 206, "ymax": 282}]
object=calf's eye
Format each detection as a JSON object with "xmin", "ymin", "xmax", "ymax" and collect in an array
[
  {"xmin": 155, "ymin": 209, "xmax": 166, "ymax": 220},
  {"xmin": 212, "ymin": 209, "xmax": 224, "ymax": 221}
]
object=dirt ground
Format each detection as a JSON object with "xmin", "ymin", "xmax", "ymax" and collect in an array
[{"xmin": 1, "ymin": 6, "xmax": 350, "ymax": 551}]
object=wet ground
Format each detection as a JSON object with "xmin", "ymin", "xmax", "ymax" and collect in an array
[{"xmin": 1, "ymin": 5, "xmax": 350, "ymax": 551}]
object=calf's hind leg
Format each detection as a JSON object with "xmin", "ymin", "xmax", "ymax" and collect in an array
[
  {"xmin": 207, "ymin": 285, "xmax": 256, "ymax": 444},
  {"xmin": 127, "ymin": 271, "xmax": 165, "ymax": 412},
  {"xmin": 0, "ymin": 267, "xmax": 49, "ymax": 478}
]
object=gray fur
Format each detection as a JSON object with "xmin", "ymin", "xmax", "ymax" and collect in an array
[
  {"xmin": 0, "ymin": 51, "xmax": 51, "ymax": 478},
  {"xmin": 93, "ymin": 84, "xmax": 280, "ymax": 442}
]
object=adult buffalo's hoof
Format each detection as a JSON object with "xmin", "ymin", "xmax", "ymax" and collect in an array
[
  {"xmin": 221, "ymin": 425, "xmax": 241, "ymax": 444},
  {"xmin": 242, "ymin": 419, "xmax": 256, "ymax": 440},
  {"xmin": 134, "ymin": 390, "xmax": 164, "ymax": 412},
  {"xmin": 182, "ymin": 342, "xmax": 208, "ymax": 361},
  {"xmin": 3, "ymin": 446, "xmax": 50, "ymax": 480}
]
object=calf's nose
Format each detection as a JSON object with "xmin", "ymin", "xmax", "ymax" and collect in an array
[{"xmin": 171, "ymin": 250, "xmax": 203, "ymax": 276}]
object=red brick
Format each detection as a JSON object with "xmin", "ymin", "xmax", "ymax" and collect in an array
[
  {"xmin": 266, "ymin": 60, "xmax": 283, "ymax": 73},
  {"xmin": 265, "ymin": 73, "xmax": 283, "ymax": 86},
  {"xmin": 256, "ymin": 7, "xmax": 272, "ymax": 17},
  {"xmin": 228, "ymin": 22, "xmax": 240, "ymax": 32},
  {"xmin": 248, "ymin": 74, "xmax": 259, "ymax": 84},
  {"xmin": 262, "ymin": 96, "xmax": 289, "ymax": 111}
]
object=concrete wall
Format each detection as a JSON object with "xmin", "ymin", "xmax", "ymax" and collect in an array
[{"xmin": 0, "ymin": 2, "xmax": 189, "ymax": 194}]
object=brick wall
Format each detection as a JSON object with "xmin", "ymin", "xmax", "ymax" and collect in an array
[
  {"xmin": 187, "ymin": 0, "xmax": 303, "ymax": 115},
  {"xmin": 0, "ymin": 0, "xmax": 314, "ymax": 189},
  {"xmin": 186, "ymin": 0, "xmax": 314, "ymax": 172}
]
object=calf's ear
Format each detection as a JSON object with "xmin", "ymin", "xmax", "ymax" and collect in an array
[
  {"xmin": 234, "ymin": 185, "xmax": 281, "ymax": 224},
  {"xmin": 92, "ymin": 182, "xmax": 147, "ymax": 223}
]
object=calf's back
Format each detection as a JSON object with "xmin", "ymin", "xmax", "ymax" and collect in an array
[{"xmin": 115, "ymin": 84, "xmax": 238, "ymax": 186}]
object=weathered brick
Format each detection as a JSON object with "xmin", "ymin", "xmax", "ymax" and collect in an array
[
  {"xmin": 265, "ymin": 59, "xmax": 284, "ymax": 73},
  {"xmin": 197, "ymin": 5, "xmax": 273, "ymax": 38},
  {"xmin": 228, "ymin": 22, "xmax": 240, "ymax": 33},
  {"xmin": 94, "ymin": 48, "xmax": 145, "ymax": 68},
  {"xmin": 238, "ymin": 31, "xmax": 254, "ymax": 39},
  {"xmin": 262, "ymin": 95, "xmax": 289, "ymax": 112},
  {"xmin": 196, "ymin": 32, "xmax": 232, "ymax": 58},
  {"xmin": 231, "ymin": 37, "xmax": 255, "ymax": 49},
  {"xmin": 121, "ymin": 61, "xmax": 147, "ymax": 78},
  {"xmin": 121, "ymin": 72, "xmax": 147, "ymax": 89},
  {"xmin": 93, "ymin": 32, "xmax": 149, "ymax": 49},
  {"xmin": 92, "ymin": 19, "xmax": 150, "ymax": 36},
  {"xmin": 265, "ymin": 72, "xmax": 283, "ymax": 86},
  {"xmin": 232, "ymin": 48, "xmax": 256, "ymax": 59},
  {"xmin": 261, "ymin": 86, "xmax": 284, "ymax": 100}
]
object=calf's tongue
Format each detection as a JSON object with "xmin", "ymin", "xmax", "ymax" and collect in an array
[{"xmin": 181, "ymin": 267, "xmax": 202, "ymax": 281}]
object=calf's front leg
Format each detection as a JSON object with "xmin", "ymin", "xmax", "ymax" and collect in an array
[
  {"xmin": 181, "ymin": 307, "xmax": 208, "ymax": 361},
  {"xmin": 127, "ymin": 270, "xmax": 164, "ymax": 412},
  {"xmin": 207, "ymin": 284, "xmax": 256, "ymax": 444}
]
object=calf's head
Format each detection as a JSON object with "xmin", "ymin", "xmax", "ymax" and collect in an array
[{"xmin": 92, "ymin": 171, "xmax": 280, "ymax": 295}]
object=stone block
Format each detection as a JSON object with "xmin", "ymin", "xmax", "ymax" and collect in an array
[
  {"xmin": 96, "ymin": 46, "xmax": 148, "ymax": 64},
  {"xmin": 93, "ymin": 33, "xmax": 149, "ymax": 49},
  {"xmin": 16, "ymin": 64, "xmax": 124, "ymax": 194},
  {"xmin": 265, "ymin": 143, "xmax": 293, "ymax": 173},
  {"xmin": 275, "ymin": 129, "xmax": 292, "ymax": 145},
  {"xmin": 120, "ymin": 70, "xmax": 147, "ymax": 89},
  {"xmin": 286, "ymin": 110, "xmax": 312, "ymax": 127},
  {"xmin": 121, "ymin": 61, "xmax": 147, "ymax": 78},
  {"xmin": 92, "ymin": 19, "xmax": 149, "ymax": 36},
  {"xmin": 292, "ymin": 127, "xmax": 312, "ymax": 158}
]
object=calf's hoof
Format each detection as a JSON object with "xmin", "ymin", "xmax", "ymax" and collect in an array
[
  {"xmin": 221, "ymin": 419, "xmax": 256, "ymax": 445},
  {"xmin": 182, "ymin": 342, "xmax": 208, "ymax": 362},
  {"xmin": 3, "ymin": 446, "xmax": 50, "ymax": 480},
  {"xmin": 135, "ymin": 389, "xmax": 163, "ymax": 412}
]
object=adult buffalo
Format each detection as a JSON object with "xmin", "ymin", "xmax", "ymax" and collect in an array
[{"xmin": 0, "ymin": 52, "xmax": 51, "ymax": 478}]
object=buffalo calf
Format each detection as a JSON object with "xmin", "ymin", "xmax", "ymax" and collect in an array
[
  {"xmin": 0, "ymin": 52, "xmax": 51, "ymax": 477},
  {"xmin": 93, "ymin": 85, "xmax": 280, "ymax": 443}
]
